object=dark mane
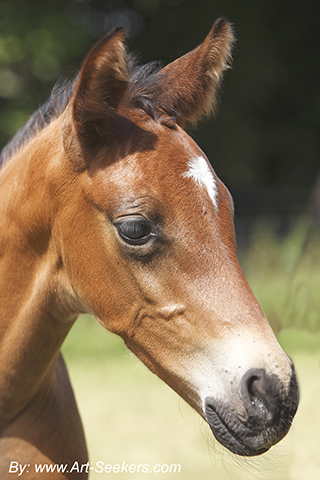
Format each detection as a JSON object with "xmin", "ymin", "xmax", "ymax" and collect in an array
[
  {"xmin": 0, "ymin": 77, "xmax": 78, "ymax": 167},
  {"xmin": 0, "ymin": 57, "xmax": 174, "ymax": 167},
  {"xmin": 127, "ymin": 58, "xmax": 178, "ymax": 125}
]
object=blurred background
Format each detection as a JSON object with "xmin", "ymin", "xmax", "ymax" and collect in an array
[{"xmin": 1, "ymin": 1, "xmax": 319, "ymax": 479}]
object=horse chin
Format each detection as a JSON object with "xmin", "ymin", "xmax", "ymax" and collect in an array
[{"xmin": 204, "ymin": 397, "xmax": 296, "ymax": 457}]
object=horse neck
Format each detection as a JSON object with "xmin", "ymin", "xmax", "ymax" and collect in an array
[{"xmin": 0, "ymin": 120, "xmax": 79, "ymax": 429}]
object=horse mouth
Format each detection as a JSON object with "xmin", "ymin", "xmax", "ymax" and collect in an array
[
  {"xmin": 205, "ymin": 401, "xmax": 270, "ymax": 456},
  {"xmin": 205, "ymin": 368, "xmax": 299, "ymax": 457}
]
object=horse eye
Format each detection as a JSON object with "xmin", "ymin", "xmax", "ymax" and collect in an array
[{"xmin": 115, "ymin": 218, "xmax": 154, "ymax": 245}]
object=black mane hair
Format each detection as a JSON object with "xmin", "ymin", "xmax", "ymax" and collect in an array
[{"xmin": 0, "ymin": 77, "xmax": 78, "ymax": 167}]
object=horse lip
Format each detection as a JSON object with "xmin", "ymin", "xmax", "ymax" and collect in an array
[
  {"xmin": 205, "ymin": 365, "xmax": 299, "ymax": 457},
  {"xmin": 204, "ymin": 399, "xmax": 274, "ymax": 457}
]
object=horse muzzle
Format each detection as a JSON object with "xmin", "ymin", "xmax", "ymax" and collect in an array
[{"xmin": 205, "ymin": 364, "xmax": 299, "ymax": 456}]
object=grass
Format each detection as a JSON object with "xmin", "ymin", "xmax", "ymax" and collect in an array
[
  {"xmin": 239, "ymin": 217, "xmax": 320, "ymax": 335},
  {"xmin": 61, "ymin": 217, "xmax": 320, "ymax": 479}
]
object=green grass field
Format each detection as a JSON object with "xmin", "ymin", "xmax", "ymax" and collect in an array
[{"xmin": 62, "ymin": 219, "xmax": 320, "ymax": 480}]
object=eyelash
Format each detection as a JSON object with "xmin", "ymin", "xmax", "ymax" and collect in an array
[{"xmin": 115, "ymin": 217, "xmax": 156, "ymax": 246}]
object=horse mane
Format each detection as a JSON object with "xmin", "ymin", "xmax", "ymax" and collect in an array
[
  {"xmin": 126, "ymin": 58, "xmax": 177, "ymax": 123},
  {"xmin": 0, "ymin": 56, "xmax": 175, "ymax": 168},
  {"xmin": 0, "ymin": 77, "xmax": 78, "ymax": 167}
]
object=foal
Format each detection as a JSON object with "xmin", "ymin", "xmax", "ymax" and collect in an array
[{"xmin": 0, "ymin": 19, "xmax": 298, "ymax": 478}]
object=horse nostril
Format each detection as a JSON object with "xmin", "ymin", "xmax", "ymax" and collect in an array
[{"xmin": 240, "ymin": 368, "xmax": 281, "ymax": 428}]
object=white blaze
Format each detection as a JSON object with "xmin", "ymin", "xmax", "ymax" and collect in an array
[{"xmin": 183, "ymin": 156, "xmax": 218, "ymax": 210}]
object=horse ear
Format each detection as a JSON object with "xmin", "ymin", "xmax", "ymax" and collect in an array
[
  {"xmin": 72, "ymin": 27, "xmax": 129, "ymax": 142},
  {"xmin": 153, "ymin": 18, "xmax": 235, "ymax": 126}
]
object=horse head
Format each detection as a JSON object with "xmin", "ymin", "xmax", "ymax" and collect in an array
[{"xmin": 58, "ymin": 20, "xmax": 298, "ymax": 456}]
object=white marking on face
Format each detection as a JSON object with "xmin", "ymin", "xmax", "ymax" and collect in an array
[{"xmin": 183, "ymin": 156, "xmax": 218, "ymax": 210}]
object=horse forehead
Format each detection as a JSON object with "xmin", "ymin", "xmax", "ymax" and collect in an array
[
  {"xmin": 182, "ymin": 155, "xmax": 218, "ymax": 210},
  {"xmin": 152, "ymin": 132, "xmax": 219, "ymax": 211},
  {"xmin": 99, "ymin": 119, "xmax": 219, "ymax": 209}
]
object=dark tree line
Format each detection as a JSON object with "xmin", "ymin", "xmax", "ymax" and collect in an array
[{"xmin": 0, "ymin": 0, "xmax": 319, "ymax": 197}]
